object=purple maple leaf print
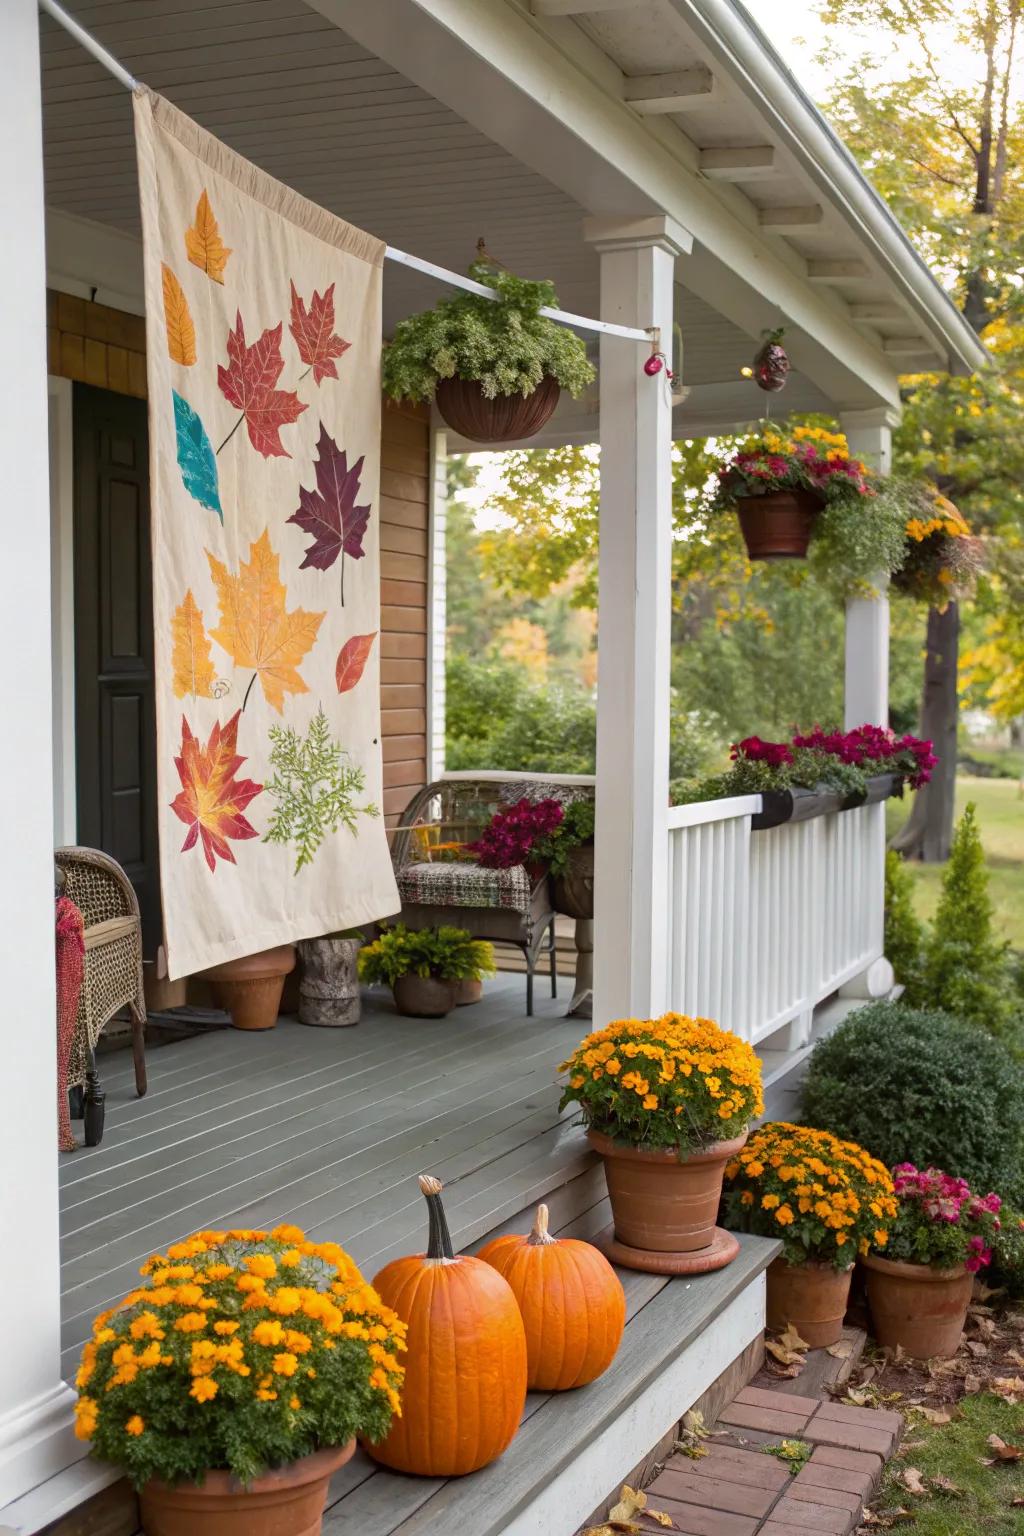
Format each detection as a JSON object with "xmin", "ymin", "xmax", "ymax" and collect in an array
[{"xmin": 288, "ymin": 422, "xmax": 371, "ymax": 606}]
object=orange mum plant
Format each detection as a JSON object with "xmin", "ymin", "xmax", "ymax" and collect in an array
[
  {"xmin": 558, "ymin": 1014, "xmax": 763, "ymax": 1153},
  {"xmin": 74, "ymin": 1226, "xmax": 405, "ymax": 1487},
  {"xmin": 722, "ymin": 1122, "xmax": 898, "ymax": 1269}
]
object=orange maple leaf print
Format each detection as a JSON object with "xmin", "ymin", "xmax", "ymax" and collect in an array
[
  {"xmin": 171, "ymin": 590, "xmax": 216, "ymax": 700},
  {"xmin": 185, "ymin": 189, "xmax": 232, "ymax": 284},
  {"xmin": 171, "ymin": 710, "xmax": 262, "ymax": 871},
  {"xmin": 206, "ymin": 529, "xmax": 325, "ymax": 714}
]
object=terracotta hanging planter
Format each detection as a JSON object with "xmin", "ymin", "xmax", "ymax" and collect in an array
[
  {"xmin": 393, "ymin": 972, "xmax": 458, "ymax": 1018},
  {"xmin": 434, "ymin": 374, "xmax": 561, "ymax": 443},
  {"xmin": 138, "ymin": 1440, "xmax": 354, "ymax": 1536},
  {"xmin": 766, "ymin": 1257, "xmax": 853, "ymax": 1348},
  {"xmin": 588, "ymin": 1129, "xmax": 747, "ymax": 1257},
  {"xmin": 201, "ymin": 945, "xmax": 296, "ymax": 1031},
  {"xmin": 735, "ymin": 489, "xmax": 823, "ymax": 560},
  {"xmin": 861, "ymin": 1253, "xmax": 973, "ymax": 1359}
]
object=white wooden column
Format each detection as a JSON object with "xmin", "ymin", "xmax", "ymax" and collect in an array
[
  {"xmin": 584, "ymin": 215, "xmax": 691, "ymax": 1024},
  {"xmin": 0, "ymin": 0, "xmax": 79, "ymax": 1508},
  {"xmin": 840, "ymin": 407, "xmax": 899, "ymax": 728}
]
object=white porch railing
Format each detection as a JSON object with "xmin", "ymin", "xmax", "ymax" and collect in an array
[{"xmin": 665, "ymin": 795, "xmax": 885, "ymax": 1045}]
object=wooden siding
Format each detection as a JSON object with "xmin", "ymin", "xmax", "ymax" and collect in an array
[{"xmin": 46, "ymin": 290, "xmax": 431, "ymax": 833}]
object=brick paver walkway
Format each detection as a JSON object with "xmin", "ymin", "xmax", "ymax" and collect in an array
[{"xmin": 638, "ymin": 1384, "xmax": 902, "ymax": 1535}]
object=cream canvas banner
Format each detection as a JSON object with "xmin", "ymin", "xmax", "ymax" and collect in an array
[{"xmin": 134, "ymin": 89, "xmax": 400, "ymax": 979}]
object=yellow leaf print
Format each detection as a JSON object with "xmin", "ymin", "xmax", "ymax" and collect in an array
[
  {"xmin": 171, "ymin": 590, "xmax": 215, "ymax": 701},
  {"xmin": 161, "ymin": 263, "xmax": 196, "ymax": 366},
  {"xmin": 185, "ymin": 189, "xmax": 232, "ymax": 285}
]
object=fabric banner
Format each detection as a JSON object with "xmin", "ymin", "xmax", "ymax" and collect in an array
[{"xmin": 134, "ymin": 88, "xmax": 400, "ymax": 979}]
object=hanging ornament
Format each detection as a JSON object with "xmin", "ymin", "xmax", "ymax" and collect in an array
[
  {"xmin": 752, "ymin": 327, "xmax": 790, "ymax": 392},
  {"xmin": 643, "ymin": 353, "xmax": 664, "ymax": 376}
]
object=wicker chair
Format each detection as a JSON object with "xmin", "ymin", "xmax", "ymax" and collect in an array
[
  {"xmin": 390, "ymin": 778, "xmax": 593, "ymax": 1016},
  {"xmin": 54, "ymin": 847, "xmax": 148, "ymax": 1146}
]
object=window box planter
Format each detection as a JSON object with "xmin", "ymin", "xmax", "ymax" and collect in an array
[
  {"xmin": 751, "ymin": 786, "xmax": 845, "ymax": 830},
  {"xmin": 840, "ymin": 771, "xmax": 904, "ymax": 811}
]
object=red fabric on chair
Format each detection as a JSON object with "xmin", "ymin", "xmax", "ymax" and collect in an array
[{"xmin": 56, "ymin": 895, "xmax": 85, "ymax": 1153}]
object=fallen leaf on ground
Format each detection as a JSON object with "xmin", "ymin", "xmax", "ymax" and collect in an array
[
  {"xmin": 672, "ymin": 1441, "xmax": 708, "ymax": 1460},
  {"xmin": 929, "ymin": 1473, "xmax": 962, "ymax": 1496},
  {"xmin": 973, "ymin": 1279, "xmax": 1003, "ymax": 1302},
  {"xmin": 913, "ymin": 1406, "xmax": 952, "ymax": 1425},
  {"xmin": 605, "ymin": 1485, "xmax": 674, "ymax": 1529},
  {"xmin": 1007, "ymin": 1350, "xmax": 1024, "ymax": 1369},
  {"xmin": 984, "ymin": 1434, "xmax": 1024, "ymax": 1463},
  {"xmin": 681, "ymin": 1410, "xmax": 711, "ymax": 1440},
  {"xmin": 991, "ymin": 1376, "xmax": 1024, "ymax": 1403},
  {"xmin": 964, "ymin": 1372, "xmax": 984, "ymax": 1395},
  {"xmin": 828, "ymin": 1339, "xmax": 853, "ymax": 1359},
  {"xmin": 765, "ymin": 1358, "xmax": 803, "ymax": 1379},
  {"xmin": 966, "ymin": 1340, "xmax": 990, "ymax": 1358},
  {"xmin": 767, "ymin": 1337, "xmax": 806, "ymax": 1368},
  {"xmin": 901, "ymin": 1467, "xmax": 928, "ymax": 1496}
]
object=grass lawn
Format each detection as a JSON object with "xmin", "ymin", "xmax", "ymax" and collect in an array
[
  {"xmin": 874, "ymin": 1393, "xmax": 1024, "ymax": 1534},
  {"xmin": 886, "ymin": 775, "xmax": 1024, "ymax": 949}
]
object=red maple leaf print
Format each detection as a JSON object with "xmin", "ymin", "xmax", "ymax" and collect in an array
[
  {"xmin": 335, "ymin": 631, "xmax": 377, "ymax": 694},
  {"xmin": 289, "ymin": 281, "xmax": 351, "ymax": 385},
  {"xmin": 217, "ymin": 311, "xmax": 307, "ymax": 458},
  {"xmin": 287, "ymin": 422, "xmax": 371, "ymax": 605},
  {"xmin": 171, "ymin": 710, "xmax": 263, "ymax": 871}
]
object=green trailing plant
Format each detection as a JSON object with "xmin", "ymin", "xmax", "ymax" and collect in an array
[
  {"xmin": 884, "ymin": 849, "xmax": 925, "ymax": 993},
  {"xmin": 263, "ymin": 705, "xmax": 378, "ymax": 874},
  {"xmin": 807, "ymin": 477, "xmax": 919, "ymax": 600},
  {"xmin": 800, "ymin": 1001, "xmax": 1024, "ymax": 1198},
  {"xmin": 358, "ymin": 925, "xmax": 496, "ymax": 988},
  {"xmin": 533, "ymin": 798, "xmax": 595, "ymax": 878},
  {"xmin": 910, "ymin": 802, "xmax": 1016, "ymax": 1035},
  {"xmin": 381, "ymin": 261, "xmax": 596, "ymax": 404}
]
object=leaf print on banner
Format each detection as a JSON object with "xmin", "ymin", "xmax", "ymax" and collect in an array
[
  {"xmin": 287, "ymin": 423, "xmax": 370, "ymax": 606},
  {"xmin": 173, "ymin": 391, "xmax": 223, "ymax": 520},
  {"xmin": 206, "ymin": 529, "xmax": 325, "ymax": 715},
  {"xmin": 263, "ymin": 704, "xmax": 379, "ymax": 874},
  {"xmin": 170, "ymin": 710, "xmax": 263, "ymax": 872},
  {"xmin": 184, "ymin": 189, "xmax": 232, "ymax": 284},
  {"xmin": 171, "ymin": 590, "xmax": 216, "ymax": 701},
  {"xmin": 161, "ymin": 263, "xmax": 196, "ymax": 365},
  {"xmin": 336, "ymin": 632, "xmax": 377, "ymax": 694},
  {"xmin": 216, "ymin": 312, "xmax": 307, "ymax": 458},
  {"xmin": 289, "ymin": 281, "xmax": 350, "ymax": 385}
]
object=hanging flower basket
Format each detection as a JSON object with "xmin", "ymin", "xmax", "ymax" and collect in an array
[
  {"xmin": 735, "ymin": 488, "xmax": 824, "ymax": 560},
  {"xmin": 435, "ymin": 374, "xmax": 561, "ymax": 443}
]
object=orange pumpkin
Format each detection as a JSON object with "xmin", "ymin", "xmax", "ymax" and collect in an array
[
  {"xmin": 478, "ymin": 1203, "xmax": 626, "ymax": 1390},
  {"xmin": 367, "ymin": 1174, "xmax": 527, "ymax": 1476}
]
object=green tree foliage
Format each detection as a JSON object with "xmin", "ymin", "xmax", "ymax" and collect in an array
[{"xmin": 884, "ymin": 848, "xmax": 925, "ymax": 991}]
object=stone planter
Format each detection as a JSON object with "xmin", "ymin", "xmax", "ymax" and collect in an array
[
  {"xmin": 766, "ymin": 1257, "xmax": 853, "ymax": 1348},
  {"xmin": 393, "ymin": 973, "xmax": 458, "ymax": 1018},
  {"xmin": 588, "ymin": 1129, "xmax": 747, "ymax": 1254},
  {"xmin": 139, "ymin": 1440, "xmax": 354, "ymax": 1536},
  {"xmin": 861, "ymin": 1253, "xmax": 973, "ymax": 1359},
  {"xmin": 735, "ymin": 489, "xmax": 823, "ymax": 560},
  {"xmin": 297, "ymin": 936, "xmax": 361, "ymax": 1027},
  {"xmin": 552, "ymin": 844, "xmax": 594, "ymax": 919},
  {"xmin": 200, "ymin": 946, "xmax": 296, "ymax": 1031},
  {"xmin": 435, "ymin": 374, "xmax": 560, "ymax": 443}
]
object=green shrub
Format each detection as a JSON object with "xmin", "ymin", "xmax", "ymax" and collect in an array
[
  {"xmin": 358, "ymin": 925, "xmax": 496, "ymax": 987},
  {"xmin": 912, "ymin": 802, "xmax": 1014, "ymax": 1034},
  {"xmin": 800, "ymin": 1001, "xmax": 1024, "ymax": 1197},
  {"xmin": 988, "ymin": 1207, "xmax": 1024, "ymax": 1296},
  {"xmin": 884, "ymin": 849, "xmax": 924, "ymax": 992}
]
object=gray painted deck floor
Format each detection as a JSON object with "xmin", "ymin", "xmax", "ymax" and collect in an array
[{"xmin": 58, "ymin": 977, "xmax": 777, "ymax": 1535}]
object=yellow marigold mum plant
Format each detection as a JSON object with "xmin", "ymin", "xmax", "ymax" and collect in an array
[
  {"xmin": 558, "ymin": 1014, "xmax": 763, "ymax": 1153},
  {"xmin": 722, "ymin": 1123, "xmax": 898, "ymax": 1269},
  {"xmin": 74, "ymin": 1226, "xmax": 406, "ymax": 1487}
]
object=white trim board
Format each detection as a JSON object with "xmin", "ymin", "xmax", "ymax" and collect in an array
[{"xmin": 48, "ymin": 375, "xmax": 75, "ymax": 846}]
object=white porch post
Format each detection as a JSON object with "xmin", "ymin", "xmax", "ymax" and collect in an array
[
  {"xmin": 838, "ymin": 406, "xmax": 899, "ymax": 1000},
  {"xmin": 0, "ymin": 0, "xmax": 78, "ymax": 1507},
  {"xmin": 584, "ymin": 215, "xmax": 691, "ymax": 1024},
  {"xmin": 840, "ymin": 407, "xmax": 899, "ymax": 728}
]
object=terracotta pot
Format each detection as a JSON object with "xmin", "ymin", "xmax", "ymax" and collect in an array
[
  {"xmin": 735, "ymin": 489, "xmax": 823, "ymax": 560},
  {"xmin": 587, "ymin": 1129, "xmax": 747, "ymax": 1253},
  {"xmin": 201, "ymin": 946, "xmax": 296, "ymax": 1031},
  {"xmin": 297, "ymin": 937, "xmax": 361, "ymax": 1027},
  {"xmin": 393, "ymin": 973, "xmax": 458, "ymax": 1018},
  {"xmin": 861, "ymin": 1253, "xmax": 972, "ymax": 1359},
  {"xmin": 552, "ymin": 845, "xmax": 594, "ymax": 919},
  {"xmin": 435, "ymin": 374, "xmax": 561, "ymax": 443},
  {"xmin": 455, "ymin": 977, "xmax": 483, "ymax": 1006},
  {"xmin": 139, "ymin": 1440, "xmax": 354, "ymax": 1536},
  {"xmin": 766, "ymin": 1257, "xmax": 853, "ymax": 1348}
]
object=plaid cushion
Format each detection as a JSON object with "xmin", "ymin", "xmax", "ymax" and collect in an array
[{"xmin": 397, "ymin": 860, "xmax": 533, "ymax": 913}]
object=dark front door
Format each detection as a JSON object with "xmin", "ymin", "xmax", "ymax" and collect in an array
[{"xmin": 73, "ymin": 384, "xmax": 160, "ymax": 957}]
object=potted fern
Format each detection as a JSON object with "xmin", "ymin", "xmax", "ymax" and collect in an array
[
  {"xmin": 382, "ymin": 257, "xmax": 595, "ymax": 443},
  {"xmin": 358, "ymin": 925, "xmax": 496, "ymax": 1017}
]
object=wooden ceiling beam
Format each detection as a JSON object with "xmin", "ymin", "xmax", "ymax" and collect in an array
[
  {"xmin": 698, "ymin": 145, "xmax": 775, "ymax": 179},
  {"xmin": 623, "ymin": 67, "xmax": 715, "ymax": 114},
  {"xmin": 758, "ymin": 204, "xmax": 823, "ymax": 230},
  {"xmin": 807, "ymin": 259, "xmax": 871, "ymax": 282}
]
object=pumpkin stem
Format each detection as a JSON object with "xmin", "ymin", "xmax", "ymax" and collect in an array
[
  {"xmin": 418, "ymin": 1173, "xmax": 455, "ymax": 1261},
  {"xmin": 528, "ymin": 1203, "xmax": 556, "ymax": 1246}
]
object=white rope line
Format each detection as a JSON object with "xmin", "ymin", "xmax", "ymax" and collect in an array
[{"xmin": 38, "ymin": 0, "xmax": 653, "ymax": 345}]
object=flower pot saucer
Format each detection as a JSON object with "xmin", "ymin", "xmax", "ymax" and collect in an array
[{"xmin": 594, "ymin": 1224, "xmax": 740, "ymax": 1275}]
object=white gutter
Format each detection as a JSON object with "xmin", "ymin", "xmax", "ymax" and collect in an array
[{"xmin": 670, "ymin": 0, "xmax": 989, "ymax": 375}]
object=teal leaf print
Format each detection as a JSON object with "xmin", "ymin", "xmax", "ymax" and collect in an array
[{"xmin": 173, "ymin": 390, "xmax": 222, "ymax": 520}]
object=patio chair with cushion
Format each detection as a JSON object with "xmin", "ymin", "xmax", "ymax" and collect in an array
[
  {"xmin": 390, "ymin": 778, "xmax": 593, "ymax": 1016},
  {"xmin": 54, "ymin": 846, "xmax": 148, "ymax": 1146}
]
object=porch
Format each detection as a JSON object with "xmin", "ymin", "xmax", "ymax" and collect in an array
[{"xmin": 44, "ymin": 978, "xmax": 774, "ymax": 1536}]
